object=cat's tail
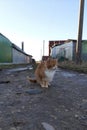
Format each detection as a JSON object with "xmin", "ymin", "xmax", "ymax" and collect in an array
[{"xmin": 27, "ymin": 76, "xmax": 37, "ymax": 83}]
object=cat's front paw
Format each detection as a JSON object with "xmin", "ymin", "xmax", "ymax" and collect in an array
[{"xmin": 41, "ymin": 84, "xmax": 49, "ymax": 88}]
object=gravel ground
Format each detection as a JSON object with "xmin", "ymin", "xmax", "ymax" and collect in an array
[{"xmin": 0, "ymin": 67, "xmax": 87, "ymax": 130}]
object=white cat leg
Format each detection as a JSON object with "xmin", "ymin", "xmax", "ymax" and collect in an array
[
  {"xmin": 40, "ymin": 83, "xmax": 46, "ymax": 88},
  {"xmin": 45, "ymin": 85, "xmax": 49, "ymax": 88},
  {"xmin": 45, "ymin": 82, "xmax": 49, "ymax": 88},
  {"xmin": 40, "ymin": 83, "xmax": 48, "ymax": 88}
]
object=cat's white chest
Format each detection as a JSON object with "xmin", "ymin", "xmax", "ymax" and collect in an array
[{"xmin": 45, "ymin": 69, "xmax": 56, "ymax": 82}]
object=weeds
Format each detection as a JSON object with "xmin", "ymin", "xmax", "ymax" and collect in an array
[{"xmin": 58, "ymin": 61, "xmax": 87, "ymax": 73}]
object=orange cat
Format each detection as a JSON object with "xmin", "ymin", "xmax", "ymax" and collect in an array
[{"xmin": 28, "ymin": 58, "xmax": 58, "ymax": 88}]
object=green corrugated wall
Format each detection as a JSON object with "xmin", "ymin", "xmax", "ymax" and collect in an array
[
  {"xmin": 0, "ymin": 34, "xmax": 12, "ymax": 63},
  {"xmin": 82, "ymin": 40, "xmax": 87, "ymax": 53}
]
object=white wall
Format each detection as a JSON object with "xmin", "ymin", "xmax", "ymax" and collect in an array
[
  {"xmin": 51, "ymin": 41, "xmax": 73, "ymax": 60},
  {"xmin": 12, "ymin": 48, "xmax": 30, "ymax": 63}
]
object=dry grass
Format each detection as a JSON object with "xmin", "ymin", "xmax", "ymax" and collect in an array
[
  {"xmin": 58, "ymin": 61, "xmax": 87, "ymax": 73},
  {"xmin": 1, "ymin": 61, "xmax": 87, "ymax": 74}
]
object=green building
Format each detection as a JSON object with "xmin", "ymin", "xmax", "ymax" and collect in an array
[
  {"xmin": 82, "ymin": 40, "xmax": 87, "ymax": 61},
  {"xmin": 0, "ymin": 33, "xmax": 32, "ymax": 63},
  {"xmin": 0, "ymin": 33, "xmax": 12, "ymax": 63}
]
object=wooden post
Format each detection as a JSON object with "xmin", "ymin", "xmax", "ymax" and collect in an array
[{"xmin": 76, "ymin": 0, "xmax": 85, "ymax": 64}]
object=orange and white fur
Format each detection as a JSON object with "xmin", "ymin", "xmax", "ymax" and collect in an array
[{"xmin": 28, "ymin": 58, "xmax": 58, "ymax": 88}]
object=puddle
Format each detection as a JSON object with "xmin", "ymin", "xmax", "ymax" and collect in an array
[{"xmin": 25, "ymin": 89, "xmax": 43, "ymax": 95}]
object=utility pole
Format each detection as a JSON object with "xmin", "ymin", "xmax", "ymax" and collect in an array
[
  {"xmin": 21, "ymin": 41, "xmax": 24, "ymax": 51},
  {"xmin": 76, "ymin": 0, "xmax": 85, "ymax": 63}
]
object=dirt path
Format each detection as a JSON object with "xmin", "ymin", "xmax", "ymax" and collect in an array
[{"xmin": 0, "ymin": 68, "xmax": 87, "ymax": 130}]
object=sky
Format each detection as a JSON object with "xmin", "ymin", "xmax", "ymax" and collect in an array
[{"xmin": 0, "ymin": 0, "xmax": 87, "ymax": 61}]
